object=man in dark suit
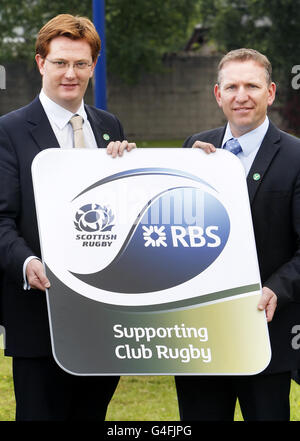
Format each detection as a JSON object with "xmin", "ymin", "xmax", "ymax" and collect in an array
[
  {"xmin": 0, "ymin": 14, "xmax": 135, "ymax": 421},
  {"xmin": 175, "ymin": 48, "xmax": 300, "ymax": 421}
]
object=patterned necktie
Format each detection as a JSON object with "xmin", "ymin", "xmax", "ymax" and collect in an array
[
  {"xmin": 224, "ymin": 138, "xmax": 242, "ymax": 155},
  {"xmin": 69, "ymin": 115, "xmax": 85, "ymax": 148}
]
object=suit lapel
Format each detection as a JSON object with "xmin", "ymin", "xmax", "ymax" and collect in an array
[
  {"xmin": 211, "ymin": 127, "xmax": 226, "ymax": 148},
  {"xmin": 85, "ymin": 105, "xmax": 108, "ymax": 149},
  {"xmin": 26, "ymin": 97, "xmax": 60, "ymax": 151},
  {"xmin": 246, "ymin": 122, "xmax": 281, "ymax": 204},
  {"xmin": 26, "ymin": 99, "xmax": 113, "ymax": 150}
]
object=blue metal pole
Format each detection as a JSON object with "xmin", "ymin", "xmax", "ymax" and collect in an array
[{"xmin": 93, "ymin": 0, "xmax": 107, "ymax": 110}]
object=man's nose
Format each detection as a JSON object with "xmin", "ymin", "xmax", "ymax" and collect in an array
[
  {"xmin": 235, "ymin": 87, "xmax": 248, "ymax": 102},
  {"xmin": 64, "ymin": 64, "xmax": 76, "ymax": 77}
]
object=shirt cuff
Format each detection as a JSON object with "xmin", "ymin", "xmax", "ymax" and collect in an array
[{"xmin": 23, "ymin": 256, "xmax": 41, "ymax": 290}]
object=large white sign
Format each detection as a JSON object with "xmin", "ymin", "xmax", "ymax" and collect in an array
[{"xmin": 32, "ymin": 148, "xmax": 271, "ymax": 375}]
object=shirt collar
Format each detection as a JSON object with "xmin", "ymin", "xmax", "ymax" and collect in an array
[
  {"xmin": 222, "ymin": 117, "xmax": 269, "ymax": 156},
  {"xmin": 39, "ymin": 89, "xmax": 87, "ymax": 130}
]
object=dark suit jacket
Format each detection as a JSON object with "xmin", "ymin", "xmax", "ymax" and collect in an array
[
  {"xmin": 0, "ymin": 97, "xmax": 125, "ymax": 357},
  {"xmin": 183, "ymin": 121, "xmax": 300, "ymax": 373}
]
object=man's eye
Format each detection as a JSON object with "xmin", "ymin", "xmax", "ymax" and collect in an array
[
  {"xmin": 56, "ymin": 61, "xmax": 66, "ymax": 66},
  {"xmin": 75, "ymin": 62, "xmax": 88, "ymax": 68}
]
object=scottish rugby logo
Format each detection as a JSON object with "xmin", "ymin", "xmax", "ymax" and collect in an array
[
  {"xmin": 74, "ymin": 204, "xmax": 114, "ymax": 232},
  {"xmin": 74, "ymin": 204, "xmax": 116, "ymax": 248},
  {"xmin": 70, "ymin": 168, "xmax": 231, "ymax": 294}
]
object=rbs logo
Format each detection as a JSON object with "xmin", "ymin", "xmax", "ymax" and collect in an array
[{"xmin": 143, "ymin": 225, "xmax": 221, "ymax": 248}]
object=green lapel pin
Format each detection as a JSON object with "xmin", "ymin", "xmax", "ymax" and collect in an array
[
  {"xmin": 103, "ymin": 133, "xmax": 110, "ymax": 141},
  {"xmin": 253, "ymin": 173, "xmax": 261, "ymax": 181}
]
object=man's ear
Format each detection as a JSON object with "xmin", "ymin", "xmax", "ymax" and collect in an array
[
  {"xmin": 214, "ymin": 83, "xmax": 222, "ymax": 108},
  {"xmin": 89, "ymin": 57, "xmax": 98, "ymax": 78},
  {"xmin": 267, "ymin": 82, "xmax": 276, "ymax": 107},
  {"xmin": 35, "ymin": 54, "xmax": 46, "ymax": 76}
]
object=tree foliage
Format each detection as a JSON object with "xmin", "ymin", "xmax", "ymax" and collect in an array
[
  {"xmin": 0, "ymin": 0, "xmax": 196, "ymax": 83},
  {"xmin": 105, "ymin": 0, "xmax": 196, "ymax": 83},
  {"xmin": 1, "ymin": 0, "xmax": 298, "ymax": 83},
  {"xmin": 197, "ymin": 0, "xmax": 300, "ymax": 74},
  {"xmin": 0, "ymin": 0, "xmax": 90, "ymax": 62},
  {"xmin": 196, "ymin": 0, "xmax": 300, "ymax": 133},
  {"xmin": 1, "ymin": 0, "xmax": 299, "ymax": 131}
]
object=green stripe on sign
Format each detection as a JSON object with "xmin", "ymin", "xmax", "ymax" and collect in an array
[{"xmin": 103, "ymin": 283, "xmax": 261, "ymax": 313}]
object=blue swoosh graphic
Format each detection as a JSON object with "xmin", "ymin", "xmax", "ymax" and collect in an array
[
  {"xmin": 70, "ymin": 187, "xmax": 230, "ymax": 294},
  {"xmin": 72, "ymin": 168, "xmax": 217, "ymax": 201}
]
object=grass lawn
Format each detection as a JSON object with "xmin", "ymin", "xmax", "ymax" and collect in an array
[
  {"xmin": 1, "ymin": 351, "xmax": 300, "ymax": 421},
  {"xmin": 136, "ymin": 139, "xmax": 184, "ymax": 148}
]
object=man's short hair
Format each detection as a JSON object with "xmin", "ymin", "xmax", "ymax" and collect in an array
[
  {"xmin": 35, "ymin": 14, "xmax": 101, "ymax": 62},
  {"xmin": 217, "ymin": 48, "xmax": 272, "ymax": 85}
]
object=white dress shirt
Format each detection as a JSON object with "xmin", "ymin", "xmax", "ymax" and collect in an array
[
  {"xmin": 222, "ymin": 117, "xmax": 269, "ymax": 176},
  {"xmin": 39, "ymin": 89, "xmax": 98, "ymax": 149},
  {"xmin": 23, "ymin": 90, "xmax": 98, "ymax": 289}
]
